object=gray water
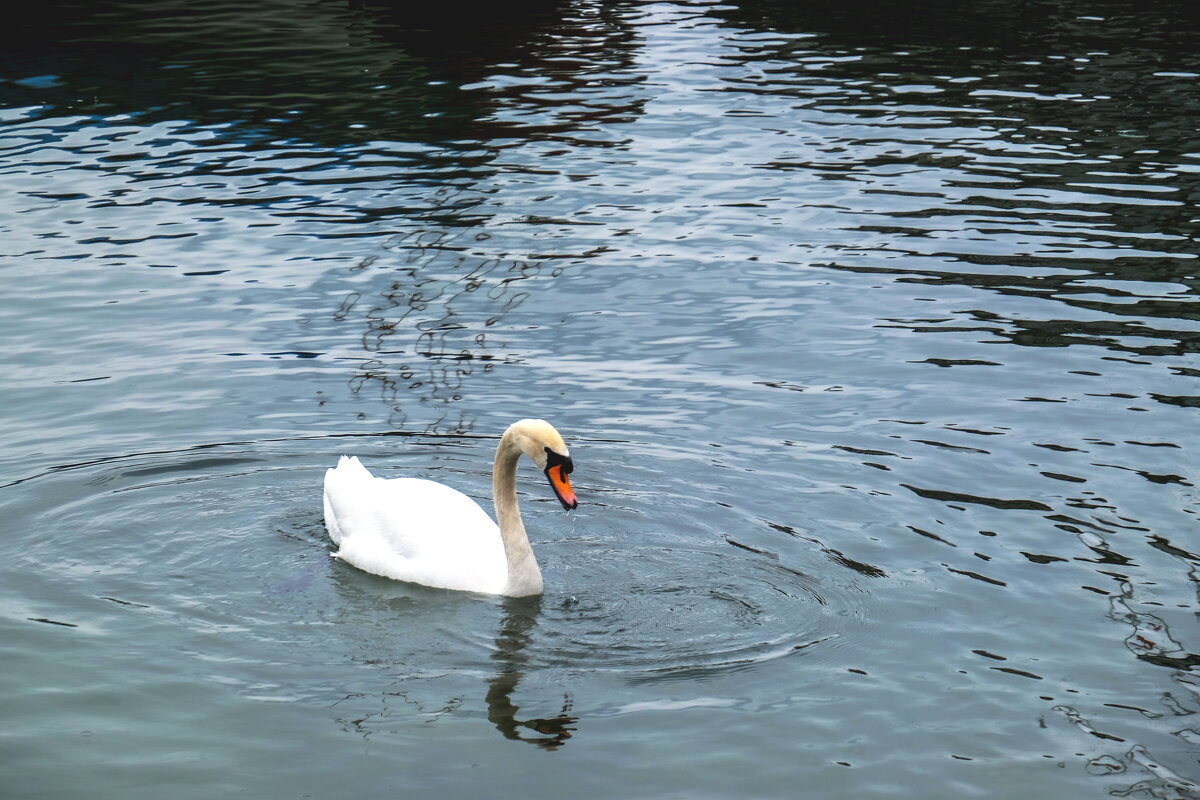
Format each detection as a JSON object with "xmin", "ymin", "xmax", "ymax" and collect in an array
[{"xmin": 2, "ymin": 1, "xmax": 1199, "ymax": 797}]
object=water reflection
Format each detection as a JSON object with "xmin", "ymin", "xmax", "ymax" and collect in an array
[
  {"xmin": 336, "ymin": 184, "xmax": 563, "ymax": 434},
  {"xmin": 709, "ymin": 0, "xmax": 1200, "ymax": 372},
  {"xmin": 1042, "ymin": 494, "xmax": 1200, "ymax": 795},
  {"xmin": 1110, "ymin": 580, "xmax": 1198, "ymax": 671},
  {"xmin": 487, "ymin": 597, "xmax": 577, "ymax": 750},
  {"xmin": 1056, "ymin": 667, "xmax": 1200, "ymax": 798},
  {"xmin": 0, "ymin": 0, "xmax": 646, "ymax": 148},
  {"xmin": 331, "ymin": 592, "xmax": 578, "ymax": 750}
]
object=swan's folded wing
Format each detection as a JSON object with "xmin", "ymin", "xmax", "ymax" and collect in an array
[{"xmin": 325, "ymin": 463, "xmax": 501, "ymax": 556}]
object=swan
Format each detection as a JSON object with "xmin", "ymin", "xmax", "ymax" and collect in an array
[{"xmin": 322, "ymin": 419, "xmax": 578, "ymax": 596}]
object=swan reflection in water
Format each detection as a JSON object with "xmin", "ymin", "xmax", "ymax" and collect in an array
[
  {"xmin": 487, "ymin": 596, "xmax": 576, "ymax": 750},
  {"xmin": 329, "ymin": 589, "xmax": 578, "ymax": 749}
]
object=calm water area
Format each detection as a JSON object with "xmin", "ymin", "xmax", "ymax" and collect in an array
[{"xmin": 2, "ymin": 1, "xmax": 1199, "ymax": 797}]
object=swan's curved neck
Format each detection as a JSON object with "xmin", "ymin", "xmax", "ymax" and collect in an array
[{"xmin": 493, "ymin": 431, "xmax": 544, "ymax": 596}]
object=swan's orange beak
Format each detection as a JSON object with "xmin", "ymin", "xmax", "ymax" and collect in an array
[{"xmin": 546, "ymin": 464, "xmax": 578, "ymax": 510}]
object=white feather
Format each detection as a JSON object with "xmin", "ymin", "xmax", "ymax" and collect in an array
[{"xmin": 323, "ymin": 456, "xmax": 508, "ymax": 594}]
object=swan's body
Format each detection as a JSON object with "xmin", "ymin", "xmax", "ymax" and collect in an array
[{"xmin": 322, "ymin": 419, "xmax": 578, "ymax": 597}]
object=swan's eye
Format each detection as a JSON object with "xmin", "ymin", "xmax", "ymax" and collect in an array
[{"xmin": 544, "ymin": 447, "xmax": 574, "ymax": 474}]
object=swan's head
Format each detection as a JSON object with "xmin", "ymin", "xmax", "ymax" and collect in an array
[{"xmin": 507, "ymin": 418, "xmax": 578, "ymax": 511}]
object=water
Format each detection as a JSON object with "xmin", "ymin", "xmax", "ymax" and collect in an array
[{"xmin": 2, "ymin": 0, "xmax": 1199, "ymax": 796}]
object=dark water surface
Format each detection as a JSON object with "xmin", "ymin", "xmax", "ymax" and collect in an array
[{"xmin": 3, "ymin": 1, "xmax": 1199, "ymax": 797}]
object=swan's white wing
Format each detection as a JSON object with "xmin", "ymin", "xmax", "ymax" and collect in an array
[{"xmin": 323, "ymin": 456, "xmax": 507, "ymax": 593}]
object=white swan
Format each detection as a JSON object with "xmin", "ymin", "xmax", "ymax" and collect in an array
[{"xmin": 322, "ymin": 419, "xmax": 578, "ymax": 597}]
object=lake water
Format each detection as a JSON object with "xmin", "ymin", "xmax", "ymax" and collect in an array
[{"xmin": 2, "ymin": 1, "xmax": 1199, "ymax": 797}]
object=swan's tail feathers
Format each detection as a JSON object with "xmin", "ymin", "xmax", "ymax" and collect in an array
[
  {"xmin": 323, "ymin": 456, "xmax": 373, "ymax": 546},
  {"xmin": 334, "ymin": 454, "xmax": 370, "ymax": 474},
  {"xmin": 326, "ymin": 456, "xmax": 372, "ymax": 486}
]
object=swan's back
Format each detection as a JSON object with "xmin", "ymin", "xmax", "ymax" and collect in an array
[{"xmin": 323, "ymin": 456, "xmax": 507, "ymax": 593}]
